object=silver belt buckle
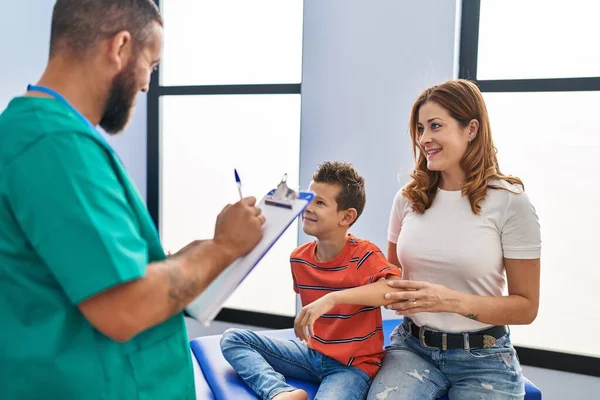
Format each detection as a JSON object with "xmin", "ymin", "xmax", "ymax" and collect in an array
[
  {"xmin": 419, "ymin": 326, "xmax": 448, "ymax": 350},
  {"xmin": 419, "ymin": 326, "xmax": 435, "ymax": 349}
]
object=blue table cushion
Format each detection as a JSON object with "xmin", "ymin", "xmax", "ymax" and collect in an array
[
  {"xmin": 191, "ymin": 328, "xmax": 319, "ymax": 399},
  {"xmin": 190, "ymin": 318, "xmax": 542, "ymax": 399},
  {"xmin": 191, "ymin": 349, "xmax": 214, "ymax": 399}
]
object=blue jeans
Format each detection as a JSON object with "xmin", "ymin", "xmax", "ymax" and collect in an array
[
  {"xmin": 220, "ymin": 328, "xmax": 372, "ymax": 400},
  {"xmin": 367, "ymin": 321, "xmax": 525, "ymax": 400}
]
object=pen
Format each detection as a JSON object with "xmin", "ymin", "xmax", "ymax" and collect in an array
[{"xmin": 234, "ymin": 169, "xmax": 243, "ymax": 199}]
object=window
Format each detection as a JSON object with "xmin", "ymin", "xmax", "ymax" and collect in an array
[
  {"xmin": 148, "ymin": 1, "xmax": 304, "ymax": 326},
  {"xmin": 160, "ymin": 94, "xmax": 301, "ymax": 316},
  {"xmin": 477, "ymin": 0, "xmax": 600, "ymax": 80},
  {"xmin": 460, "ymin": 0, "xmax": 600, "ymax": 377},
  {"xmin": 161, "ymin": 0, "xmax": 303, "ymax": 86}
]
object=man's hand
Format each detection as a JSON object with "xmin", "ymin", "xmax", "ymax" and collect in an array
[
  {"xmin": 294, "ymin": 295, "xmax": 335, "ymax": 343},
  {"xmin": 213, "ymin": 197, "xmax": 265, "ymax": 264}
]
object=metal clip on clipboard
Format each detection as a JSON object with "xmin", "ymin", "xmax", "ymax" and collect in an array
[{"xmin": 264, "ymin": 173, "xmax": 298, "ymax": 209}]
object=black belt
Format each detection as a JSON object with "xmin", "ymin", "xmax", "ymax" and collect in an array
[{"xmin": 403, "ymin": 319, "xmax": 507, "ymax": 350}]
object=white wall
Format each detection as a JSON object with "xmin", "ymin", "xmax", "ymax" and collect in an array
[
  {"xmin": 0, "ymin": 1, "xmax": 147, "ymax": 199},
  {"xmin": 299, "ymin": 0, "xmax": 461, "ymax": 249},
  {"xmin": 300, "ymin": 0, "xmax": 461, "ymax": 319},
  {"xmin": 0, "ymin": 2, "xmax": 53, "ymax": 114}
]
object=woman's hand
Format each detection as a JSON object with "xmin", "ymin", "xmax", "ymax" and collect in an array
[
  {"xmin": 294, "ymin": 295, "xmax": 336, "ymax": 343},
  {"xmin": 384, "ymin": 280, "xmax": 461, "ymax": 315}
]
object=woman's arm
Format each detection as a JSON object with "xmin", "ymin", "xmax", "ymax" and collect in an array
[
  {"xmin": 384, "ymin": 257, "xmax": 540, "ymax": 325},
  {"xmin": 457, "ymin": 258, "xmax": 540, "ymax": 324},
  {"xmin": 387, "ymin": 241, "xmax": 402, "ymax": 270}
]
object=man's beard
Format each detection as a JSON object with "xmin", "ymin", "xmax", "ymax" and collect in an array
[{"xmin": 99, "ymin": 62, "xmax": 138, "ymax": 135}]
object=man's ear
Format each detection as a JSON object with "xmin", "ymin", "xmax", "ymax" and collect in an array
[
  {"xmin": 339, "ymin": 208, "xmax": 358, "ymax": 227},
  {"xmin": 106, "ymin": 30, "xmax": 133, "ymax": 71}
]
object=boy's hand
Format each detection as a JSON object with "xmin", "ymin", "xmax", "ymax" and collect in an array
[{"xmin": 294, "ymin": 295, "xmax": 335, "ymax": 343}]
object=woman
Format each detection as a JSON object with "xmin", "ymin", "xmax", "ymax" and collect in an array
[{"xmin": 367, "ymin": 79, "xmax": 540, "ymax": 400}]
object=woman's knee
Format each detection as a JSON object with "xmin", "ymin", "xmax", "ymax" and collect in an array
[{"xmin": 366, "ymin": 350, "xmax": 446, "ymax": 400}]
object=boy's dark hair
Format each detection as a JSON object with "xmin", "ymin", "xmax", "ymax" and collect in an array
[
  {"xmin": 312, "ymin": 161, "xmax": 366, "ymax": 226},
  {"xmin": 50, "ymin": 0, "xmax": 163, "ymax": 58}
]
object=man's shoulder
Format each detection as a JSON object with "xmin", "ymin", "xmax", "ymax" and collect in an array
[
  {"xmin": 0, "ymin": 97, "xmax": 93, "ymax": 169},
  {"xmin": 0, "ymin": 96, "xmax": 79, "ymax": 131}
]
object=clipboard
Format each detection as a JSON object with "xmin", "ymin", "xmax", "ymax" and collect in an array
[{"xmin": 185, "ymin": 178, "xmax": 314, "ymax": 326}]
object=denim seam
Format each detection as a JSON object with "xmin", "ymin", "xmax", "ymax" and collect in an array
[
  {"xmin": 267, "ymin": 386, "xmax": 298, "ymax": 400},
  {"xmin": 244, "ymin": 340, "xmax": 321, "ymax": 380},
  {"xmin": 465, "ymin": 348, "xmax": 519, "ymax": 375},
  {"xmin": 427, "ymin": 390, "xmax": 443, "ymax": 400},
  {"xmin": 466, "ymin": 348, "xmax": 511, "ymax": 359},
  {"xmin": 353, "ymin": 378, "xmax": 370, "ymax": 400}
]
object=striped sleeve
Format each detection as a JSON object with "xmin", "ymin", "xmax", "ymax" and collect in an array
[
  {"xmin": 290, "ymin": 261, "xmax": 300, "ymax": 293},
  {"xmin": 356, "ymin": 247, "xmax": 401, "ymax": 285}
]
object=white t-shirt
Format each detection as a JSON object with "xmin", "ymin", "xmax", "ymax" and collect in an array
[{"xmin": 388, "ymin": 180, "xmax": 541, "ymax": 333}]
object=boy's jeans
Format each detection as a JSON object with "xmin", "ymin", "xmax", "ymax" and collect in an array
[{"xmin": 220, "ymin": 328, "xmax": 372, "ymax": 400}]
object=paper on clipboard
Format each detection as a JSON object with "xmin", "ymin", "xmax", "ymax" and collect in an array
[{"xmin": 185, "ymin": 188, "xmax": 314, "ymax": 326}]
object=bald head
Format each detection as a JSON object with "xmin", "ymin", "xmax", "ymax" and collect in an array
[{"xmin": 50, "ymin": 0, "xmax": 162, "ymax": 59}]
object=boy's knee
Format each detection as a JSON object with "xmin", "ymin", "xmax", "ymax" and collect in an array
[{"xmin": 220, "ymin": 328, "xmax": 247, "ymax": 350}]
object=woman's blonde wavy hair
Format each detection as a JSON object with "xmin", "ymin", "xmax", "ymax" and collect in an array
[{"xmin": 403, "ymin": 79, "xmax": 523, "ymax": 215}]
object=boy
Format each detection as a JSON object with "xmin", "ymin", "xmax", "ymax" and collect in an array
[{"xmin": 220, "ymin": 162, "xmax": 403, "ymax": 400}]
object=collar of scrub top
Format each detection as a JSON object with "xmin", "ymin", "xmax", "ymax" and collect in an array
[{"xmin": 27, "ymin": 84, "xmax": 115, "ymax": 154}]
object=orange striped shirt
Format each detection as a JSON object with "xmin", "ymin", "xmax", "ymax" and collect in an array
[{"xmin": 290, "ymin": 234, "xmax": 401, "ymax": 378}]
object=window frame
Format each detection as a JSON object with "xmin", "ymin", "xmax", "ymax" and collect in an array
[
  {"xmin": 147, "ymin": 0, "xmax": 301, "ymax": 329},
  {"xmin": 459, "ymin": 0, "xmax": 600, "ymax": 377}
]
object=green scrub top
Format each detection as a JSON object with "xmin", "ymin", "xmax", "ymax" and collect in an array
[{"xmin": 0, "ymin": 97, "xmax": 195, "ymax": 400}]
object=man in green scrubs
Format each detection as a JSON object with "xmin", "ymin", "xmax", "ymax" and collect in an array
[{"xmin": 0, "ymin": 1, "xmax": 265, "ymax": 399}]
